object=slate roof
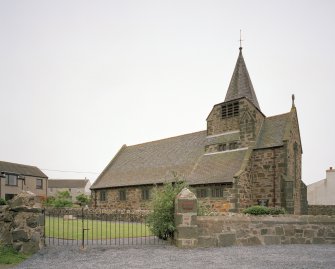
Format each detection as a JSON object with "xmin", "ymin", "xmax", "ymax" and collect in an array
[
  {"xmin": 255, "ymin": 112, "xmax": 290, "ymax": 149},
  {"xmin": 91, "ymin": 131, "xmax": 248, "ymax": 189},
  {"xmin": 224, "ymin": 48, "xmax": 260, "ymax": 110},
  {"xmin": 48, "ymin": 179, "xmax": 90, "ymax": 188},
  {"xmin": 0, "ymin": 161, "xmax": 48, "ymax": 178},
  {"xmin": 188, "ymin": 150, "xmax": 247, "ymax": 185}
]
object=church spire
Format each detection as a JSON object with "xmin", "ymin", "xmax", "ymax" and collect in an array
[{"xmin": 224, "ymin": 48, "xmax": 261, "ymax": 110}]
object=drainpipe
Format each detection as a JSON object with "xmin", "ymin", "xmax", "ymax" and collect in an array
[
  {"xmin": 0, "ymin": 172, "xmax": 5, "ymax": 198},
  {"xmin": 273, "ymin": 148, "xmax": 276, "ymax": 207}
]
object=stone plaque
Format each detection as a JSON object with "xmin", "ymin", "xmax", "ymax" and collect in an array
[
  {"xmin": 257, "ymin": 199, "xmax": 269, "ymax": 206},
  {"xmin": 181, "ymin": 200, "xmax": 195, "ymax": 211}
]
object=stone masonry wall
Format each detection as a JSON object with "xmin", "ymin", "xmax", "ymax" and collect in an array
[
  {"xmin": 206, "ymin": 98, "xmax": 264, "ymax": 141},
  {"xmin": 238, "ymin": 99, "xmax": 264, "ymax": 148},
  {"xmin": 309, "ymin": 205, "xmax": 335, "ymax": 216},
  {"xmin": 197, "ymin": 214, "xmax": 335, "ymax": 247},
  {"xmin": 0, "ymin": 191, "xmax": 44, "ymax": 254},
  {"xmin": 93, "ymin": 186, "xmax": 151, "ymax": 210},
  {"xmin": 285, "ymin": 108, "xmax": 303, "ymax": 214},
  {"xmin": 251, "ymin": 147, "xmax": 286, "ymax": 208}
]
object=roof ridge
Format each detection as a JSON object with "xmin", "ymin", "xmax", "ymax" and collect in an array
[
  {"xmin": 91, "ymin": 145, "xmax": 127, "ymax": 189},
  {"xmin": 0, "ymin": 160, "xmax": 39, "ymax": 169},
  {"xmin": 266, "ymin": 112, "xmax": 291, "ymax": 119},
  {"xmin": 127, "ymin": 130, "xmax": 207, "ymax": 148}
]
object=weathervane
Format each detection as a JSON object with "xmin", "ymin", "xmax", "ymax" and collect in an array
[{"xmin": 239, "ymin": 29, "xmax": 244, "ymax": 49}]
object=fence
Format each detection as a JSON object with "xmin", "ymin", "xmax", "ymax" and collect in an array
[{"xmin": 44, "ymin": 207, "xmax": 167, "ymax": 247}]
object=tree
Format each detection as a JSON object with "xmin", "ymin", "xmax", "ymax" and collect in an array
[
  {"xmin": 147, "ymin": 178, "xmax": 187, "ymax": 240},
  {"xmin": 53, "ymin": 190, "xmax": 72, "ymax": 208},
  {"xmin": 76, "ymin": 193, "xmax": 90, "ymax": 206}
]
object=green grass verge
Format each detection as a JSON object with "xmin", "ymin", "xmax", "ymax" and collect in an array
[
  {"xmin": 0, "ymin": 245, "xmax": 28, "ymax": 265},
  {"xmin": 45, "ymin": 217, "xmax": 153, "ymax": 240}
]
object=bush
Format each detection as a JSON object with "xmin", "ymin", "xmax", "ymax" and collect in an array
[
  {"xmin": 147, "ymin": 179, "xmax": 187, "ymax": 240},
  {"xmin": 76, "ymin": 193, "xmax": 91, "ymax": 206},
  {"xmin": 243, "ymin": 205, "xmax": 286, "ymax": 215},
  {"xmin": 53, "ymin": 199, "xmax": 72, "ymax": 208},
  {"xmin": 44, "ymin": 191, "xmax": 73, "ymax": 208},
  {"xmin": 269, "ymin": 207, "xmax": 286, "ymax": 215},
  {"xmin": 243, "ymin": 205, "xmax": 270, "ymax": 215},
  {"xmin": 43, "ymin": 197, "xmax": 55, "ymax": 207},
  {"xmin": 0, "ymin": 197, "xmax": 7, "ymax": 205}
]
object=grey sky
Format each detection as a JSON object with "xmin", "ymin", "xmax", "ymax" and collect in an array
[{"xmin": 0, "ymin": 0, "xmax": 334, "ymax": 184}]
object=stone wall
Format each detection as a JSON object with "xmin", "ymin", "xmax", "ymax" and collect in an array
[
  {"xmin": 197, "ymin": 214, "xmax": 335, "ymax": 247},
  {"xmin": 92, "ymin": 186, "xmax": 152, "ymax": 210},
  {"xmin": 174, "ymin": 188, "xmax": 335, "ymax": 248},
  {"xmin": 251, "ymin": 147, "xmax": 286, "ymax": 208},
  {"xmin": 0, "ymin": 191, "xmax": 44, "ymax": 254},
  {"xmin": 309, "ymin": 205, "xmax": 335, "ymax": 216}
]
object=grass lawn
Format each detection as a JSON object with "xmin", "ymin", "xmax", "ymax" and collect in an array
[
  {"xmin": 45, "ymin": 217, "xmax": 153, "ymax": 240},
  {"xmin": 0, "ymin": 245, "xmax": 28, "ymax": 265}
]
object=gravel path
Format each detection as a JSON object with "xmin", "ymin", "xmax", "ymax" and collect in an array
[{"xmin": 14, "ymin": 244, "xmax": 335, "ymax": 269}]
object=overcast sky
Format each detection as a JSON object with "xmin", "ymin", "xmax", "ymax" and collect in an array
[{"xmin": 0, "ymin": 0, "xmax": 334, "ymax": 185}]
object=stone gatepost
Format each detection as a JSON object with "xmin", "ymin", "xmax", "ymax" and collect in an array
[
  {"xmin": 174, "ymin": 188, "xmax": 198, "ymax": 248},
  {"xmin": 0, "ymin": 191, "xmax": 45, "ymax": 254}
]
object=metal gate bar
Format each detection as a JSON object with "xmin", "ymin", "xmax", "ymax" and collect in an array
[{"xmin": 44, "ymin": 207, "xmax": 168, "ymax": 247}]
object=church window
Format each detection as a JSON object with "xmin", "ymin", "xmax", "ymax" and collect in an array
[
  {"xmin": 196, "ymin": 188, "xmax": 208, "ymax": 198},
  {"xmin": 221, "ymin": 101, "xmax": 239, "ymax": 118},
  {"xmin": 142, "ymin": 188, "xmax": 150, "ymax": 200},
  {"xmin": 119, "ymin": 189, "xmax": 127, "ymax": 201},
  {"xmin": 218, "ymin": 144, "xmax": 226, "ymax": 151},
  {"xmin": 211, "ymin": 187, "xmax": 224, "ymax": 198},
  {"xmin": 229, "ymin": 142, "xmax": 238, "ymax": 150},
  {"xmin": 100, "ymin": 190, "xmax": 107, "ymax": 201}
]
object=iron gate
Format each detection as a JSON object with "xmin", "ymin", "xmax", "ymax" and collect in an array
[{"xmin": 43, "ymin": 208, "xmax": 167, "ymax": 247}]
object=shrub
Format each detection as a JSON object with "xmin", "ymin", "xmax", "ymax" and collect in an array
[
  {"xmin": 53, "ymin": 199, "xmax": 72, "ymax": 208},
  {"xmin": 76, "ymin": 193, "xmax": 91, "ymax": 206},
  {"xmin": 243, "ymin": 205, "xmax": 286, "ymax": 215},
  {"xmin": 0, "ymin": 197, "xmax": 7, "ymax": 206},
  {"xmin": 147, "ymin": 178, "xmax": 187, "ymax": 240},
  {"xmin": 43, "ymin": 196, "xmax": 55, "ymax": 207},
  {"xmin": 269, "ymin": 207, "xmax": 286, "ymax": 215},
  {"xmin": 44, "ymin": 191, "xmax": 73, "ymax": 208}
]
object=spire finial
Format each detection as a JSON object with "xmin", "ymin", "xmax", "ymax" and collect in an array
[
  {"xmin": 239, "ymin": 29, "xmax": 243, "ymax": 50},
  {"xmin": 292, "ymin": 94, "xmax": 295, "ymax": 107}
]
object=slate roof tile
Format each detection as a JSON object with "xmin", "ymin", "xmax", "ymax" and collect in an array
[{"xmin": 0, "ymin": 161, "xmax": 48, "ymax": 178}]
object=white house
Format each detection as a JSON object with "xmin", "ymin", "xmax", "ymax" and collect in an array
[
  {"xmin": 48, "ymin": 179, "xmax": 91, "ymax": 202},
  {"xmin": 307, "ymin": 167, "xmax": 335, "ymax": 205}
]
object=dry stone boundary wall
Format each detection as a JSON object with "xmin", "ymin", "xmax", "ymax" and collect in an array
[
  {"xmin": 308, "ymin": 205, "xmax": 335, "ymax": 216},
  {"xmin": 197, "ymin": 214, "xmax": 335, "ymax": 247},
  {"xmin": 0, "ymin": 191, "xmax": 44, "ymax": 254},
  {"xmin": 174, "ymin": 188, "xmax": 335, "ymax": 248}
]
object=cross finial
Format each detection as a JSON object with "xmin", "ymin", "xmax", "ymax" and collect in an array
[
  {"xmin": 239, "ymin": 29, "xmax": 243, "ymax": 50},
  {"xmin": 292, "ymin": 94, "xmax": 295, "ymax": 107}
]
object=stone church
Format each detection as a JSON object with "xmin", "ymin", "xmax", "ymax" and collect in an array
[{"xmin": 91, "ymin": 47, "xmax": 308, "ymax": 214}]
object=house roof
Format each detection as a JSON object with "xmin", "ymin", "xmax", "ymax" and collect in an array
[
  {"xmin": 0, "ymin": 160, "xmax": 48, "ymax": 178},
  {"xmin": 255, "ymin": 112, "xmax": 290, "ymax": 149},
  {"xmin": 48, "ymin": 179, "xmax": 90, "ymax": 188},
  {"xmin": 91, "ymin": 131, "xmax": 248, "ymax": 189},
  {"xmin": 224, "ymin": 48, "xmax": 260, "ymax": 110}
]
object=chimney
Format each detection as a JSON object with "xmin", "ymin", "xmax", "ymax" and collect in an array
[{"xmin": 326, "ymin": 166, "xmax": 335, "ymax": 182}]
